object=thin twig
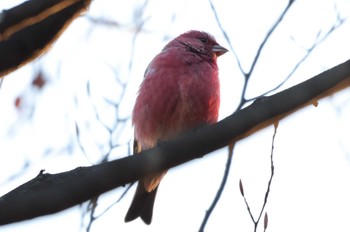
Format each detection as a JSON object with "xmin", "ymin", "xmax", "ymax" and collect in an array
[
  {"xmin": 240, "ymin": 122, "xmax": 278, "ymax": 232},
  {"xmin": 79, "ymin": 1, "xmax": 149, "ymax": 229},
  {"xmin": 247, "ymin": 1, "xmax": 295, "ymax": 77},
  {"xmin": 95, "ymin": 183, "xmax": 134, "ymax": 218},
  {"xmin": 199, "ymin": 143, "xmax": 235, "ymax": 232},
  {"xmin": 208, "ymin": 0, "xmax": 244, "ymax": 75},
  {"xmin": 201, "ymin": 1, "xmax": 295, "ymax": 230},
  {"xmin": 83, "ymin": 184, "xmax": 134, "ymax": 232},
  {"xmin": 236, "ymin": 0, "xmax": 296, "ymax": 110},
  {"xmin": 246, "ymin": 10, "xmax": 347, "ymax": 102}
]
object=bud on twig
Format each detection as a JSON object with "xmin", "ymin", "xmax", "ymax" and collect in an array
[
  {"xmin": 239, "ymin": 179, "xmax": 244, "ymax": 196},
  {"xmin": 264, "ymin": 212, "xmax": 268, "ymax": 230}
]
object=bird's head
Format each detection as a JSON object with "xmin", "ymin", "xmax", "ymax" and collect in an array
[{"xmin": 169, "ymin": 30, "xmax": 228, "ymax": 62}]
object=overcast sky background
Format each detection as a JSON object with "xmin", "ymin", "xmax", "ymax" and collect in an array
[{"xmin": 1, "ymin": 0, "xmax": 350, "ymax": 231}]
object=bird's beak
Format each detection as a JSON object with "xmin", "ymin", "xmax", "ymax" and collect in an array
[{"xmin": 212, "ymin": 44, "xmax": 228, "ymax": 57}]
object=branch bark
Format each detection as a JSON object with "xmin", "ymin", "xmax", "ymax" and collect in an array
[
  {"xmin": 0, "ymin": 0, "xmax": 92, "ymax": 78},
  {"xmin": 0, "ymin": 59, "xmax": 349, "ymax": 225}
]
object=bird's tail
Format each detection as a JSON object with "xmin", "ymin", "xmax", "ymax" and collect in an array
[{"xmin": 124, "ymin": 182, "xmax": 158, "ymax": 225}]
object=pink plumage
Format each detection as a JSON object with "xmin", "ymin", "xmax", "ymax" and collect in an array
[{"xmin": 125, "ymin": 30, "xmax": 227, "ymax": 224}]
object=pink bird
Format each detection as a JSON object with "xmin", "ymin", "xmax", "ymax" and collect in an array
[{"xmin": 125, "ymin": 30, "xmax": 228, "ymax": 224}]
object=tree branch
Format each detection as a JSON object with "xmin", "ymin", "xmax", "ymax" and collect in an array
[
  {"xmin": 0, "ymin": 0, "xmax": 92, "ymax": 78},
  {"xmin": 0, "ymin": 59, "xmax": 349, "ymax": 225}
]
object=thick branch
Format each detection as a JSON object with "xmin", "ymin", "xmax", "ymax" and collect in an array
[
  {"xmin": 0, "ymin": 0, "xmax": 92, "ymax": 78},
  {"xmin": 0, "ymin": 59, "xmax": 350, "ymax": 225}
]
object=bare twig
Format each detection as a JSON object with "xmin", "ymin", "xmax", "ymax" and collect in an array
[
  {"xmin": 77, "ymin": 2, "xmax": 149, "ymax": 228},
  {"xmin": 82, "ymin": 183, "xmax": 134, "ymax": 232},
  {"xmin": 85, "ymin": 16, "xmax": 120, "ymax": 27},
  {"xmin": 247, "ymin": 8, "xmax": 347, "ymax": 102},
  {"xmin": 240, "ymin": 122, "xmax": 278, "ymax": 232},
  {"xmin": 128, "ymin": 0, "xmax": 150, "ymax": 71},
  {"xmin": 199, "ymin": 143, "xmax": 235, "ymax": 232},
  {"xmin": 202, "ymin": 1, "xmax": 295, "ymax": 229},
  {"xmin": 247, "ymin": 1, "xmax": 295, "ymax": 77},
  {"xmin": 236, "ymin": 0, "xmax": 295, "ymax": 110},
  {"xmin": 208, "ymin": 0, "xmax": 243, "ymax": 74},
  {"xmin": 210, "ymin": 0, "xmax": 295, "ymax": 110}
]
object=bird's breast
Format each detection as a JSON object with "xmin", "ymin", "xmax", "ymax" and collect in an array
[{"xmin": 133, "ymin": 53, "xmax": 220, "ymax": 148}]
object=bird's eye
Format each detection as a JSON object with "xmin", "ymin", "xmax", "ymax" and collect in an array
[{"xmin": 199, "ymin": 37, "xmax": 208, "ymax": 43}]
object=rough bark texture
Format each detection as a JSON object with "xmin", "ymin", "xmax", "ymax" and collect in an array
[{"xmin": 0, "ymin": 0, "xmax": 91, "ymax": 77}]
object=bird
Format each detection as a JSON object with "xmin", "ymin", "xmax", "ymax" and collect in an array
[{"xmin": 124, "ymin": 30, "xmax": 228, "ymax": 225}]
